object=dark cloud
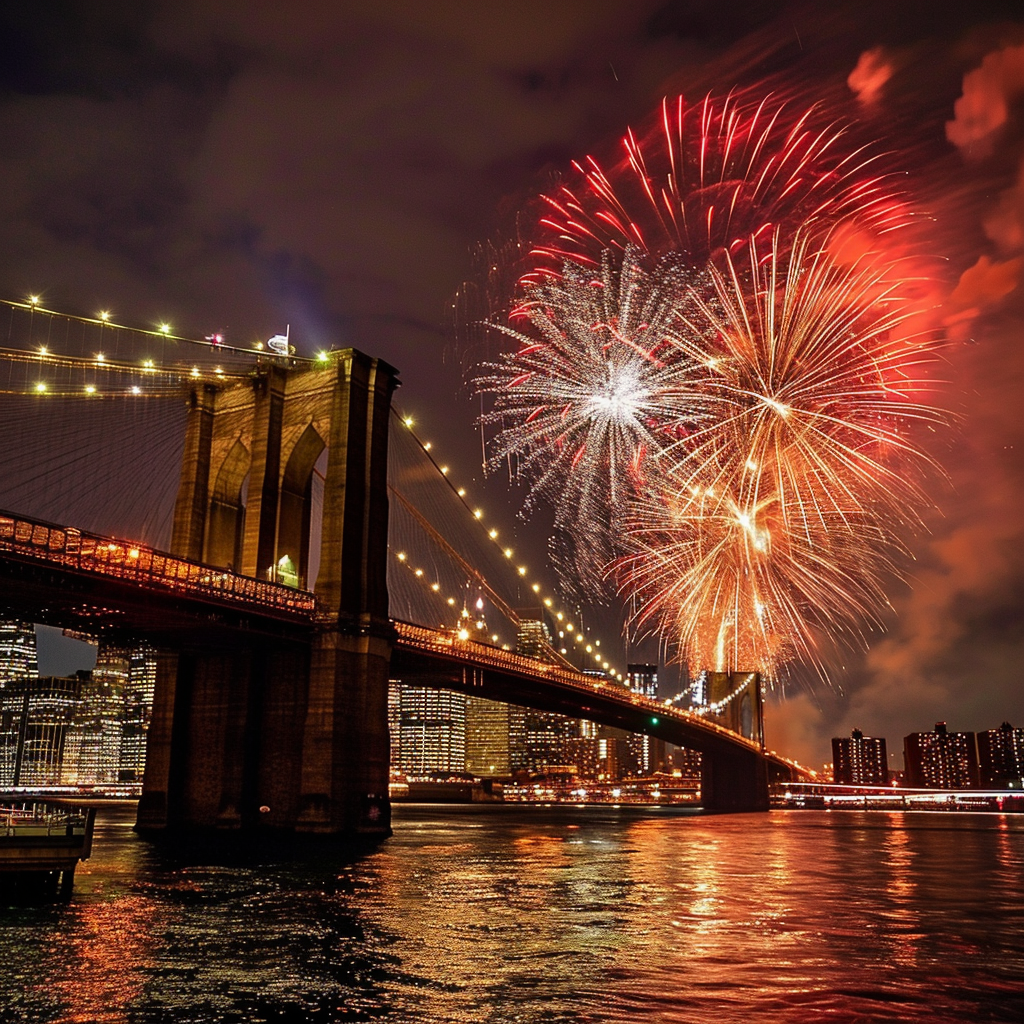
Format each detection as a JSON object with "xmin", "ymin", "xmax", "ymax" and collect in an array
[{"xmin": 2, "ymin": 0, "xmax": 1024, "ymax": 766}]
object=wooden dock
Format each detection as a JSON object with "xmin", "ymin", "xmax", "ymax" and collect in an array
[{"xmin": 1, "ymin": 800, "xmax": 96, "ymax": 901}]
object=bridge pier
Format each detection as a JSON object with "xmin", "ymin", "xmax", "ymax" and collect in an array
[
  {"xmin": 700, "ymin": 747, "xmax": 769, "ymax": 813},
  {"xmin": 297, "ymin": 629, "xmax": 392, "ymax": 834}
]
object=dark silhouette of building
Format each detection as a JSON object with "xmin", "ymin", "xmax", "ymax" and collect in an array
[
  {"xmin": 903, "ymin": 722, "xmax": 979, "ymax": 789},
  {"xmin": 832, "ymin": 729, "xmax": 888, "ymax": 785},
  {"xmin": 977, "ymin": 723, "xmax": 1024, "ymax": 788}
]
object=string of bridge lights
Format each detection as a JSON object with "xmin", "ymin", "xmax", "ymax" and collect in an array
[
  {"xmin": 0, "ymin": 295, "xmax": 334, "ymax": 398},
  {"xmin": 661, "ymin": 676, "xmax": 748, "ymax": 717},
  {"xmin": 392, "ymin": 410, "xmax": 626, "ymax": 682}
]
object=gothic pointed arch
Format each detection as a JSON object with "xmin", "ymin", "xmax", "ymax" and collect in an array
[
  {"xmin": 277, "ymin": 422, "xmax": 327, "ymax": 587},
  {"xmin": 206, "ymin": 438, "xmax": 250, "ymax": 569}
]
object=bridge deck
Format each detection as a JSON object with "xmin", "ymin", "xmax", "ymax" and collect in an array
[{"xmin": 0, "ymin": 509, "xmax": 811, "ymax": 777}]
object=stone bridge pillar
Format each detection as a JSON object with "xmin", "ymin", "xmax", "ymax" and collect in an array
[
  {"xmin": 700, "ymin": 672, "xmax": 768, "ymax": 812},
  {"xmin": 137, "ymin": 349, "xmax": 398, "ymax": 838}
]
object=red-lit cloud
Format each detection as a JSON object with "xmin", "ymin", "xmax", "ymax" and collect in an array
[
  {"xmin": 847, "ymin": 47, "xmax": 895, "ymax": 107},
  {"xmin": 946, "ymin": 41, "xmax": 1024, "ymax": 158}
]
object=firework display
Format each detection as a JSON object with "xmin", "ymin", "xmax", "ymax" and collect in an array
[
  {"xmin": 619, "ymin": 229, "xmax": 940, "ymax": 676},
  {"xmin": 523, "ymin": 93, "xmax": 911, "ymax": 287},
  {"xmin": 476, "ymin": 247, "xmax": 716, "ymax": 588},
  {"xmin": 474, "ymin": 91, "xmax": 943, "ymax": 684}
]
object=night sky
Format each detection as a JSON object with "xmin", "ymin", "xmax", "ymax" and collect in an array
[{"xmin": 1, "ymin": 0, "xmax": 1022, "ymax": 769}]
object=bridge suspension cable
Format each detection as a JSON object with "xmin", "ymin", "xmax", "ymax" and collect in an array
[{"xmin": 0, "ymin": 296, "xmax": 628, "ymax": 677}]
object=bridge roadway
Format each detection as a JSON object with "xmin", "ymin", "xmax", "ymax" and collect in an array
[{"xmin": 0, "ymin": 510, "xmax": 806, "ymax": 785}]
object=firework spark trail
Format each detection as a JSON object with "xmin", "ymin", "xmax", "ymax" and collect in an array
[
  {"xmin": 475, "ymin": 248, "xmax": 716, "ymax": 587},
  {"xmin": 668, "ymin": 229, "xmax": 943, "ymax": 535},
  {"xmin": 524, "ymin": 93, "xmax": 912, "ymax": 286},
  {"xmin": 616, "ymin": 229, "xmax": 943, "ymax": 679}
]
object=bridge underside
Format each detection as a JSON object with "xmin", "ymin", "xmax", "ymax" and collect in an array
[
  {"xmin": 0, "ymin": 551, "xmax": 315, "ymax": 650},
  {"xmin": 390, "ymin": 647, "xmax": 771, "ymax": 813}
]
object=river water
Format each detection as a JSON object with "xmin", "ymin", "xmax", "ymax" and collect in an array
[{"xmin": 1, "ymin": 804, "xmax": 1022, "ymax": 1023}]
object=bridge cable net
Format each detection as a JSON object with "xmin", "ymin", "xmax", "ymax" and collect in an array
[
  {"xmin": 0, "ymin": 300, "xmax": 293, "ymax": 546},
  {"xmin": 387, "ymin": 410, "xmax": 545, "ymax": 654},
  {"xmin": 0, "ymin": 299, "xmax": 623, "ymax": 673}
]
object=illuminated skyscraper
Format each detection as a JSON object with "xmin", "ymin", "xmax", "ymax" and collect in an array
[
  {"xmin": 625, "ymin": 663, "xmax": 665, "ymax": 775},
  {"xmin": 0, "ymin": 620, "xmax": 38, "ymax": 684},
  {"xmin": 387, "ymin": 680, "xmax": 402, "ymax": 768},
  {"xmin": 393, "ymin": 685, "xmax": 466, "ymax": 775},
  {"xmin": 977, "ymin": 723, "xmax": 1024, "ymax": 787},
  {"xmin": 903, "ymin": 722, "xmax": 979, "ymax": 789},
  {"xmin": 465, "ymin": 696, "xmax": 525, "ymax": 777},
  {"xmin": 516, "ymin": 616, "xmax": 580, "ymax": 772},
  {"xmin": 66, "ymin": 646, "xmax": 129, "ymax": 785},
  {"xmin": 832, "ymin": 729, "xmax": 889, "ymax": 785},
  {"xmin": 626, "ymin": 664, "xmax": 658, "ymax": 698},
  {"xmin": 0, "ymin": 674, "xmax": 83, "ymax": 787},
  {"xmin": 120, "ymin": 644, "xmax": 157, "ymax": 782}
]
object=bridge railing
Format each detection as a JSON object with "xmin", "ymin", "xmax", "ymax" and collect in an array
[
  {"xmin": 0, "ymin": 511, "xmax": 316, "ymax": 617},
  {"xmin": 391, "ymin": 621, "xmax": 762, "ymax": 752}
]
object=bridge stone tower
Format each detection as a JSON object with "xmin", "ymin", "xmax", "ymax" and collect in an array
[
  {"xmin": 136, "ymin": 350, "xmax": 398, "ymax": 837},
  {"xmin": 701, "ymin": 672, "xmax": 767, "ymax": 812}
]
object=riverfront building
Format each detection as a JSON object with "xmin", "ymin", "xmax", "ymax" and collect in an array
[
  {"xmin": 977, "ymin": 723, "xmax": 1024, "ymax": 787},
  {"xmin": 0, "ymin": 620, "xmax": 38, "ymax": 684},
  {"xmin": 832, "ymin": 729, "xmax": 889, "ymax": 785},
  {"xmin": 626, "ymin": 664, "xmax": 665, "ymax": 775},
  {"xmin": 465, "ymin": 695, "xmax": 524, "ymax": 776},
  {"xmin": 120, "ymin": 645, "xmax": 157, "ymax": 782},
  {"xmin": 389, "ymin": 683, "xmax": 466, "ymax": 775},
  {"xmin": 903, "ymin": 722, "xmax": 980, "ymax": 789},
  {"xmin": 65, "ymin": 646, "xmax": 129, "ymax": 785},
  {"xmin": 0, "ymin": 674, "xmax": 84, "ymax": 786}
]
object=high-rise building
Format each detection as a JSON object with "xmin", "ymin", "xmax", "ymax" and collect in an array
[
  {"xmin": 392, "ymin": 685, "xmax": 466, "ymax": 776},
  {"xmin": 120, "ymin": 644, "xmax": 157, "ymax": 782},
  {"xmin": 904, "ymin": 722, "xmax": 979, "ymax": 789},
  {"xmin": 627, "ymin": 731, "xmax": 668, "ymax": 776},
  {"xmin": 515, "ymin": 615, "xmax": 578, "ymax": 773},
  {"xmin": 626, "ymin": 664, "xmax": 658, "ymax": 699},
  {"xmin": 0, "ymin": 620, "xmax": 38, "ymax": 684},
  {"xmin": 691, "ymin": 670, "xmax": 709, "ymax": 708},
  {"xmin": 465, "ymin": 696, "xmax": 524, "ymax": 777},
  {"xmin": 0, "ymin": 674, "xmax": 84, "ymax": 787},
  {"xmin": 387, "ymin": 679, "xmax": 403, "ymax": 770},
  {"xmin": 977, "ymin": 723, "xmax": 1024, "ymax": 787},
  {"xmin": 564, "ymin": 734, "xmax": 629, "ymax": 781},
  {"xmin": 65, "ymin": 646, "xmax": 129, "ymax": 785},
  {"xmin": 832, "ymin": 729, "xmax": 889, "ymax": 785},
  {"xmin": 521, "ymin": 712, "xmax": 579, "ymax": 773},
  {"xmin": 667, "ymin": 745, "xmax": 702, "ymax": 782},
  {"xmin": 625, "ymin": 664, "xmax": 665, "ymax": 775}
]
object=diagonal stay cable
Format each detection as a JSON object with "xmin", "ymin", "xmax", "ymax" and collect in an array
[{"xmin": 388, "ymin": 484, "xmax": 522, "ymax": 628}]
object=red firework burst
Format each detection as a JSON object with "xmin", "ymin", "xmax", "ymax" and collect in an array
[{"xmin": 522, "ymin": 92, "xmax": 913, "ymax": 286}]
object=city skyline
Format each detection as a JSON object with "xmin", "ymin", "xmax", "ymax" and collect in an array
[{"xmin": 1, "ymin": 2, "xmax": 1022, "ymax": 766}]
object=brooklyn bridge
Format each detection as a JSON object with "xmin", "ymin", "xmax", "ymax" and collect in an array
[{"xmin": 0, "ymin": 299, "xmax": 810, "ymax": 837}]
